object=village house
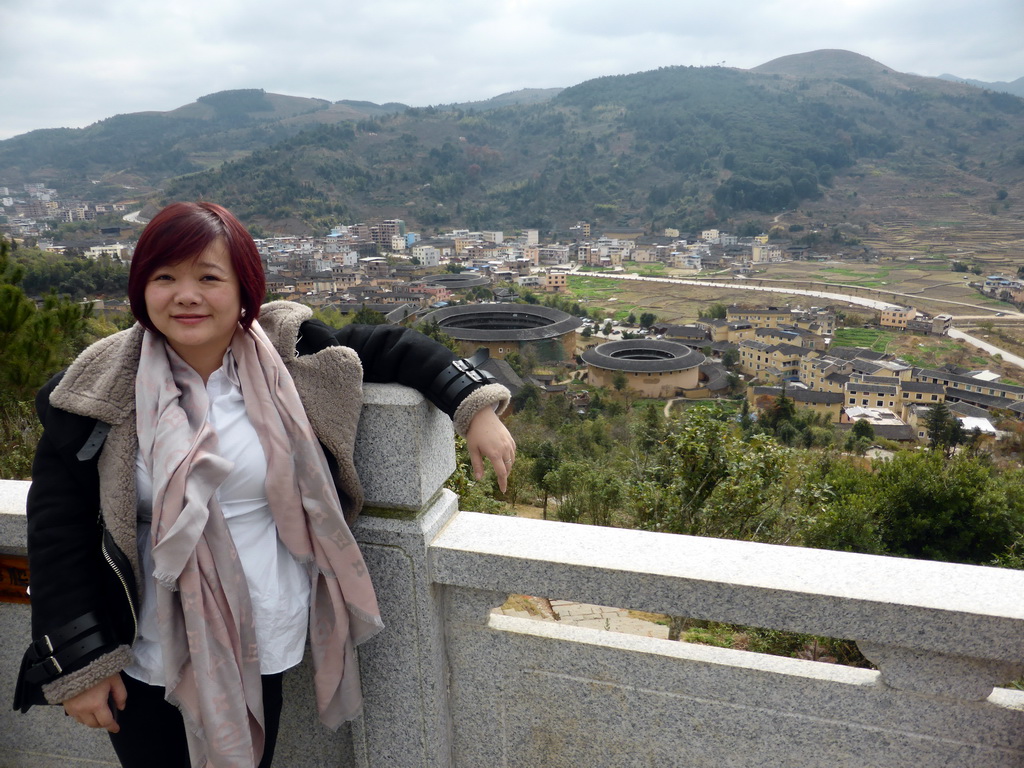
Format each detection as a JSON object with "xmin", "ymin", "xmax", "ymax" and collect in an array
[
  {"xmin": 750, "ymin": 386, "xmax": 845, "ymax": 422},
  {"xmin": 737, "ymin": 340, "xmax": 810, "ymax": 383},
  {"xmin": 542, "ymin": 271, "xmax": 568, "ymax": 293},
  {"xmin": 840, "ymin": 406, "xmax": 917, "ymax": 442},
  {"xmin": 905, "ymin": 313, "xmax": 953, "ymax": 335},
  {"xmin": 845, "ymin": 379, "xmax": 900, "ymax": 411},
  {"xmin": 880, "ymin": 305, "xmax": 916, "ymax": 329}
]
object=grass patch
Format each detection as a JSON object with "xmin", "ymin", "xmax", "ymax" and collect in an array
[
  {"xmin": 0, "ymin": 401, "xmax": 40, "ymax": 480},
  {"xmin": 566, "ymin": 275, "xmax": 623, "ymax": 303},
  {"xmin": 623, "ymin": 260, "xmax": 667, "ymax": 276},
  {"xmin": 832, "ymin": 327, "xmax": 894, "ymax": 352}
]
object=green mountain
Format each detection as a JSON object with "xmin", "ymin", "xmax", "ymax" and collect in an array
[
  {"xmin": 0, "ymin": 89, "xmax": 406, "ymax": 197},
  {"xmin": 3, "ymin": 51, "xmax": 1023, "ymax": 238}
]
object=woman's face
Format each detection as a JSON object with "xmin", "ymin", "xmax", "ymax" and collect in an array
[{"xmin": 144, "ymin": 238, "xmax": 242, "ymax": 375}]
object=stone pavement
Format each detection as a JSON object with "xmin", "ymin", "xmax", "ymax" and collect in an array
[{"xmin": 496, "ymin": 596, "xmax": 671, "ymax": 639}]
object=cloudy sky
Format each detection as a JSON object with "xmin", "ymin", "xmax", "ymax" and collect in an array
[{"xmin": 2, "ymin": 0, "xmax": 1022, "ymax": 141}]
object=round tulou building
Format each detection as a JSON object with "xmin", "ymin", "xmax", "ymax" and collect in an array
[
  {"xmin": 418, "ymin": 273, "xmax": 491, "ymax": 290},
  {"xmin": 581, "ymin": 339, "xmax": 709, "ymax": 398},
  {"xmin": 417, "ymin": 303, "xmax": 582, "ymax": 362}
]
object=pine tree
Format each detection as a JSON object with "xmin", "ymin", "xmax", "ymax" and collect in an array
[
  {"xmin": 0, "ymin": 238, "xmax": 91, "ymax": 478},
  {"xmin": 925, "ymin": 402, "xmax": 964, "ymax": 457},
  {"xmin": 0, "ymin": 238, "xmax": 91, "ymax": 402}
]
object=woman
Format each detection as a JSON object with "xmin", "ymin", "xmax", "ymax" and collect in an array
[{"xmin": 14, "ymin": 202, "xmax": 515, "ymax": 768}]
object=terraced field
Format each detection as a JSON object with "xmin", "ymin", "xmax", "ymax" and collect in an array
[{"xmin": 813, "ymin": 159, "xmax": 1024, "ymax": 266}]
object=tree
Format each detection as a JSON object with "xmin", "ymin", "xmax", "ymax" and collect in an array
[
  {"xmin": 511, "ymin": 382, "xmax": 542, "ymax": 413},
  {"xmin": 699, "ymin": 304, "xmax": 725, "ymax": 320},
  {"xmin": 639, "ymin": 312, "xmax": 656, "ymax": 329},
  {"xmin": 0, "ymin": 239, "xmax": 91, "ymax": 402},
  {"xmin": 628, "ymin": 404, "xmax": 795, "ymax": 542},
  {"xmin": 873, "ymin": 451, "xmax": 1024, "ymax": 564},
  {"xmin": 760, "ymin": 387, "xmax": 796, "ymax": 433},
  {"xmin": 504, "ymin": 351, "xmax": 526, "ymax": 377},
  {"xmin": 925, "ymin": 402, "xmax": 964, "ymax": 457},
  {"xmin": 738, "ymin": 398, "xmax": 753, "ymax": 433},
  {"xmin": 0, "ymin": 239, "xmax": 92, "ymax": 479},
  {"xmin": 612, "ymin": 371, "xmax": 629, "ymax": 392},
  {"xmin": 722, "ymin": 347, "xmax": 740, "ymax": 369},
  {"xmin": 351, "ymin": 304, "xmax": 387, "ymax": 325},
  {"xmin": 851, "ymin": 419, "xmax": 874, "ymax": 442},
  {"xmin": 417, "ymin": 319, "xmax": 459, "ymax": 352},
  {"xmin": 530, "ymin": 441, "xmax": 560, "ymax": 519}
]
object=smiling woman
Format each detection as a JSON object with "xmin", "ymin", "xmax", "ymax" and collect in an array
[
  {"xmin": 14, "ymin": 201, "xmax": 516, "ymax": 768},
  {"xmin": 142, "ymin": 241, "xmax": 243, "ymax": 381}
]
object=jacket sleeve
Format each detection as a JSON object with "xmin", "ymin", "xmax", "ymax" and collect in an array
[
  {"xmin": 296, "ymin": 320, "xmax": 510, "ymax": 435},
  {"xmin": 20, "ymin": 374, "xmax": 131, "ymax": 706},
  {"xmin": 26, "ymin": 375, "xmax": 105, "ymax": 639}
]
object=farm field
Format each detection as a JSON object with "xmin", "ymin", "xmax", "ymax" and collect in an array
[
  {"xmin": 563, "ymin": 259, "xmax": 1024, "ymax": 382},
  {"xmin": 830, "ymin": 327, "xmax": 892, "ymax": 352},
  {"xmin": 733, "ymin": 259, "xmax": 1017, "ymax": 317},
  {"xmin": 566, "ymin": 274, "xmax": 822, "ymax": 325},
  {"xmin": 566, "ymin": 257, "xmax": 1018, "ymax": 327}
]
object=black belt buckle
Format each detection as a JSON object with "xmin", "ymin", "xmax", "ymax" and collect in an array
[{"xmin": 30, "ymin": 634, "xmax": 54, "ymax": 660}]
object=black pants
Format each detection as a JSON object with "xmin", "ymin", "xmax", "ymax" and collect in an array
[{"xmin": 108, "ymin": 672, "xmax": 284, "ymax": 768}]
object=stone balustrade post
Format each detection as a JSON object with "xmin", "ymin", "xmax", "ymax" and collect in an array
[{"xmin": 344, "ymin": 383, "xmax": 460, "ymax": 768}]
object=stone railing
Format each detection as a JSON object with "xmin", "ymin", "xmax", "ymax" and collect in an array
[{"xmin": 2, "ymin": 383, "xmax": 1024, "ymax": 767}]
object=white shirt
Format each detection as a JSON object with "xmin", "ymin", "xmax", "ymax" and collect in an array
[{"xmin": 125, "ymin": 354, "xmax": 312, "ymax": 684}]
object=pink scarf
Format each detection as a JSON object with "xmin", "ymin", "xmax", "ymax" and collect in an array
[{"xmin": 136, "ymin": 321, "xmax": 383, "ymax": 768}]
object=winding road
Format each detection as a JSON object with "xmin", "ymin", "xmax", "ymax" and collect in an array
[{"xmin": 947, "ymin": 328, "xmax": 1024, "ymax": 370}]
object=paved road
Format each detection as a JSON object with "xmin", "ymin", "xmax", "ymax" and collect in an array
[
  {"xmin": 950, "ymin": 314, "xmax": 1024, "ymax": 321},
  {"xmin": 574, "ymin": 271, "xmax": 904, "ymax": 312},
  {"xmin": 948, "ymin": 328, "xmax": 1024, "ymax": 370},
  {"xmin": 713, "ymin": 275, "xmax": 1012, "ymax": 316}
]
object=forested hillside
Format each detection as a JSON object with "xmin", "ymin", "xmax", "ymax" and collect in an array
[{"xmin": 3, "ymin": 51, "xmax": 1023, "ymax": 236}]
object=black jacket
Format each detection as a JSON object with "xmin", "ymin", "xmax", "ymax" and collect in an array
[{"xmin": 15, "ymin": 301, "xmax": 507, "ymax": 711}]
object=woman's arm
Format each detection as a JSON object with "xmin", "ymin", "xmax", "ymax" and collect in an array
[
  {"xmin": 299, "ymin": 319, "xmax": 509, "ymax": 420},
  {"xmin": 17, "ymin": 376, "xmax": 131, "ymax": 709},
  {"xmin": 297, "ymin": 320, "xmax": 515, "ymax": 486},
  {"xmin": 26, "ymin": 377, "xmax": 106, "ymax": 642}
]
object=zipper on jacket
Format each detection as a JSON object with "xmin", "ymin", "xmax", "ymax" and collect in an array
[{"xmin": 101, "ymin": 536, "xmax": 138, "ymax": 644}]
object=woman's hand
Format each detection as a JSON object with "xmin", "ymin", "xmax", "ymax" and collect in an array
[
  {"xmin": 63, "ymin": 673, "xmax": 127, "ymax": 733},
  {"xmin": 465, "ymin": 407, "xmax": 516, "ymax": 492}
]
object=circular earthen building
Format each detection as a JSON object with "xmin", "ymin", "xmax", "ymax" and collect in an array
[
  {"xmin": 418, "ymin": 303, "xmax": 581, "ymax": 362},
  {"xmin": 581, "ymin": 339, "xmax": 707, "ymax": 397}
]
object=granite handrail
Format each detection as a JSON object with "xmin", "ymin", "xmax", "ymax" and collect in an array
[
  {"xmin": 432, "ymin": 511, "xmax": 1024, "ymax": 696},
  {"xmin": 2, "ymin": 382, "xmax": 1024, "ymax": 767}
]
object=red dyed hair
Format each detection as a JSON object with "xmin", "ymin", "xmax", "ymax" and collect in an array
[{"xmin": 128, "ymin": 202, "xmax": 265, "ymax": 333}]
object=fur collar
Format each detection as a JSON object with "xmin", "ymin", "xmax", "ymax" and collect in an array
[{"xmin": 50, "ymin": 301, "xmax": 315, "ymax": 421}]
